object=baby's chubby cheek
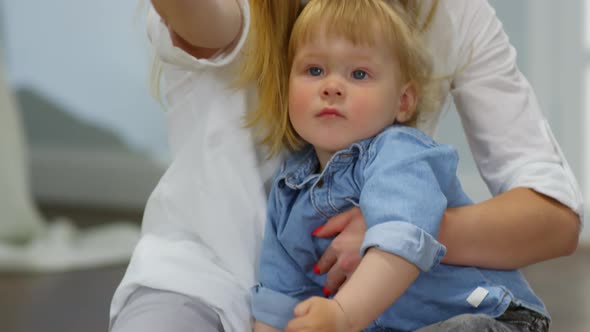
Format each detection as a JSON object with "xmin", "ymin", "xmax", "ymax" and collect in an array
[{"xmin": 288, "ymin": 89, "xmax": 313, "ymax": 121}]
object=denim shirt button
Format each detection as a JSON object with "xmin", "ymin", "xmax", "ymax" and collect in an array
[{"xmin": 316, "ymin": 178, "xmax": 324, "ymax": 188}]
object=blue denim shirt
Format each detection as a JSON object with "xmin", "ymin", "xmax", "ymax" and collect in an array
[{"xmin": 251, "ymin": 125, "xmax": 548, "ymax": 331}]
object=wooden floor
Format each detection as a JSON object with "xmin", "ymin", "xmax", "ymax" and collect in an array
[{"xmin": 0, "ymin": 206, "xmax": 588, "ymax": 332}]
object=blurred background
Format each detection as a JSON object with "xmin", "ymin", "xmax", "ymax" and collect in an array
[
  {"xmin": 1, "ymin": 0, "xmax": 167, "ymax": 210},
  {"xmin": 0, "ymin": 0, "xmax": 588, "ymax": 331}
]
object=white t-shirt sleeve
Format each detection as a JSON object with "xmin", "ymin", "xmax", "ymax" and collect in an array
[
  {"xmin": 447, "ymin": 0, "xmax": 583, "ymax": 220},
  {"xmin": 146, "ymin": 0, "xmax": 250, "ymax": 69}
]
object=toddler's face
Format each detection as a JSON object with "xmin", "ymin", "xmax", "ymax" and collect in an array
[{"xmin": 288, "ymin": 32, "xmax": 413, "ymax": 165}]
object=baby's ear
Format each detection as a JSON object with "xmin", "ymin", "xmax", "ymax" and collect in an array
[{"xmin": 395, "ymin": 82, "xmax": 418, "ymax": 123}]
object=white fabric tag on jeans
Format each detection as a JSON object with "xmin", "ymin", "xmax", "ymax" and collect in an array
[{"xmin": 466, "ymin": 287, "xmax": 489, "ymax": 308}]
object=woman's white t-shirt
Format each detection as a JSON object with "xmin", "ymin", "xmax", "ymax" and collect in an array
[{"xmin": 110, "ymin": 0, "xmax": 583, "ymax": 331}]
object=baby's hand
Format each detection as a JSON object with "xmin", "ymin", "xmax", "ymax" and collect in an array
[{"xmin": 285, "ymin": 297, "xmax": 350, "ymax": 332}]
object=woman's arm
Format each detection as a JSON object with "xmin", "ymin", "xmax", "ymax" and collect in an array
[
  {"xmin": 439, "ymin": 187, "xmax": 579, "ymax": 269},
  {"xmin": 150, "ymin": 0, "xmax": 242, "ymax": 53},
  {"xmin": 445, "ymin": 0, "xmax": 582, "ymax": 268},
  {"xmin": 314, "ymin": 190, "xmax": 579, "ymax": 292}
]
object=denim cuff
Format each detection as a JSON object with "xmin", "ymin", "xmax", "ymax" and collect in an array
[
  {"xmin": 361, "ymin": 221, "xmax": 446, "ymax": 271},
  {"xmin": 251, "ymin": 284, "xmax": 298, "ymax": 330}
]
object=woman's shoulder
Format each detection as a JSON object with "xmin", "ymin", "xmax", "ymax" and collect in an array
[
  {"xmin": 428, "ymin": 0, "xmax": 490, "ymax": 27},
  {"xmin": 423, "ymin": 0, "xmax": 495, "ymax": 66}
]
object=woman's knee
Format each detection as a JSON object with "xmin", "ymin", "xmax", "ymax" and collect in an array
[{"xmin": 111, "ymin": 287, "xmax": 224, "ymax": 332}]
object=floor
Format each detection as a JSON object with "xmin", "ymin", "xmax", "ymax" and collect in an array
[
  {"xmin": 0, "ymin": 205, "xmax": 589, "ymax": 332},
  {"xmin": 522, "ymin": 248, "xmax": 590, "ymax": 332}
]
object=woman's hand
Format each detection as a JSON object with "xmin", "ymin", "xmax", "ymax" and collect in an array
[{"xmin": 313, "ymin": 207, "xmax": 365, "ymax": 294}]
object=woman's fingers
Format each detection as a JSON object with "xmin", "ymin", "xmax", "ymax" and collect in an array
[
  {"xmin": 315, "ymin": 246, "xmax": 338, "ymax": 274},
  {"xmin": 324, "ymin": 267, "xmax": 347, "ymax": 295},
  {"xmin": 313, "ymin": 208, "xmax": 357, "ymax": 238},
  {"xmin": 338, "ymin": 250, "xmax": 362, "ymax": 274},
  {"xmin": 316, "ymin": 248, "xmax": 354, "ymax": 294},
  {"xmin": 314, "ymin": 207, "xmax": 363, "ymax": 273},
  {"xmin": 315, "ymin": 207, "xmax": 366, "ymax": 294}
]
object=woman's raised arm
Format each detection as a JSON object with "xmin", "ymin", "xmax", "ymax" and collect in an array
[{"xmin": 151, "ymin": 0, "xmax": 243, "ymax": 52}]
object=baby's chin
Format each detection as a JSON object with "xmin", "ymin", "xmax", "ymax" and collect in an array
[{"xmin": 310, "ymin": 138, "xmax": 361, "ymax": 155}]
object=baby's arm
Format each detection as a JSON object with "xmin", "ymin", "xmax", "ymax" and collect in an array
[
  {"xmin": 254, "ymin": 321, "xmax": 282, "ymax": 332},
  {"xmin": 150, "ymin": 0, "xmax": 242, "ymax": 51},
  {"xmin": 286, "ymin": 249, "xmax": 419, "ymax": 332},
  {"xmin": 335, "ymin": 249, "xmax": 419, "ymax": 330}
]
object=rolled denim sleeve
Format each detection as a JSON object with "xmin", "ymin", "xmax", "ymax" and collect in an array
[
  {"xmin": 361, "ymin": 222, "xmax": 446, "ymax": 271},
  {"xmin": 251, "ymin": 284, "xmax": 299, "ymax": 330}
]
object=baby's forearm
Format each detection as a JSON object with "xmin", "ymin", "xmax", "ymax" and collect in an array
[
  {"xmin": 151, "ymin": 0, "xmax": 242, "ymax": 49},
  {"xmin": 333, "ymin": 249, "xmax": 419, "ymax": 331},
  {"xmin": 254, "ymin": 321, "xmax": 281, "ymax": 332}
]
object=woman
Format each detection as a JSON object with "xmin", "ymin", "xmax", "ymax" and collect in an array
[{"xmin": 110, "ymin": 1, "xmax": 582, "ymax": 331}]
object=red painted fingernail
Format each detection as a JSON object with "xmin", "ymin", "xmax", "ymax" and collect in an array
[
  {"xmin": 312, "ymin": 226, "xmax": 324, "ymax": 236},
  {"xmin": 314, "ymin": 264, "xmax": 320, "ymax": 274},
  {"xmin": 323, "ymin": 286, "xmax": 331, "ymax": 297}
]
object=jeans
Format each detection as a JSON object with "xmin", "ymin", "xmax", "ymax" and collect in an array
[{"xmin": 411, "ymin": 304, "xmax": 549, "ymax": 332}]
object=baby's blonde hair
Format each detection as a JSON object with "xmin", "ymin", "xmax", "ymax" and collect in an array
[{"xmin": 244, "ymin": 0, "xmax": 440, "ymax": 156}]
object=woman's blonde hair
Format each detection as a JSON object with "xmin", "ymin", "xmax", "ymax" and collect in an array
[{"xmin": 243, "ymin": 0, "xmax": 440, "ymax": 156}]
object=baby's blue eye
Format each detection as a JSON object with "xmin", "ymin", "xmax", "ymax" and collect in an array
[
  {"xmin": 352, "ymin": 70, "xmax": 368, "ymax": 80},
  {"xmin": 308, "ymin": 67, "xmax": 323, "ymax": 76}
]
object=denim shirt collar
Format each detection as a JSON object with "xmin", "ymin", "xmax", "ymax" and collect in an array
[{"xmin": 278, "ymin": 137, "xmax": 373, "ymax": 189}]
